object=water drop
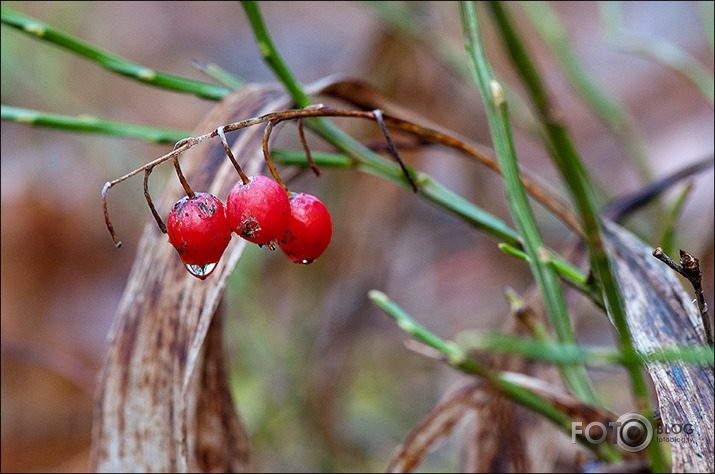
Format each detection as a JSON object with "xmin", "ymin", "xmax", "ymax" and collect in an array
[{"xmin": 184, "ymin": 262, "xmax": 217, "ymax": 280}]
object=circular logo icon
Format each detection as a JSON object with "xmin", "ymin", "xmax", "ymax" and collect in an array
[{"xmin": 615, "ymin": 412, "xmax": 653, "ymax": 452}]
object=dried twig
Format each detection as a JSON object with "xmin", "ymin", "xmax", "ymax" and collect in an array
[
  {"xmin": 653, "ymin": 247, "xmax": 713, "ymax": 346},
  {"xmin": 143, "ymin": 167, "xmax": 166, "ymax": 234},
  {"xmin": 373, "ymin": 109, "xmax": 419, "ymax": 192},
  {"xmin": 297, "ymin": 118, "xmax": 321, "ymax": 177},
  {"xmin": 261, "ymin": 119, "xmax": 292, "ymax": 197},
  {"xmin": 603, "ymin": 155, "xmax": 714, "ymax": 222},
  {"xmin": 102, "ymin": 106, "xmax": 585, "ymax": 247}
]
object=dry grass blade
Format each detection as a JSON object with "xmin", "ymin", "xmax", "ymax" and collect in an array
[
  {"xmin": 390, "ymin": 371, "xmax": 616, "ymax": 473},
  {"xmin": 463, "ymin": 286, "xmax": 562, "ymax": 473},
  {"xmin": 91, "ymin": 84, "xmax": 293, "ymax": 472},
  {"xmin": 497, "ymin": 372, "xmax": 615, "ymax": 429},
  {"xmin": 387, "ymin": 380, "xmax": 487, "ymax": 473},
  {"xmin": 603, "ymin": 220, "xmax": 714, "ymax": 472}
]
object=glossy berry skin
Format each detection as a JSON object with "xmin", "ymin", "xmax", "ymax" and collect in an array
[
  {"xmin": 226, "ymin": 175, "xmax": 291, "ymax": 245},
  {"xmin": 167, "ymin": 193, "xmax": 232, "ymax": 276},
  {"xmin": 278, "ymin": 193, "xmax": 332, "ymax": 264}
]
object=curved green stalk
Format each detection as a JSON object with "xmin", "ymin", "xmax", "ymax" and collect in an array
[
  {"xmin": 1, "ymin": 105, "xmax": 190, "ymax": 143},
  {"xmin": 191, "ymin": 60, "xmax": 245, "ymax": 90},
  {"xmin": 520, "ymin": 1, "xmax": 652, "ymax": 183},
  {"xmin": 455, "ymin": 330, "xmax": 715, "ymax": 367},
  {"xmin": 699, "ymin": 1, "xmax": 714, "ymax": 55},
  {"xmin": 368, "ymin": 290, "xmax": 620, "ymax": 462},
  {"xmin": 600, "ymin": 2, "xmax": 714, "ymax": 104},
  {"xmin": 460, "ymin": 1, "xmax": 597, "ymax": 405},
  {"xmin": 1, "ymin": 7, "xmax": 230, "ymax": 100},
  {"xmin": 271, "ymin": 149, "xmax": 521, "ymax": 247},
  {"xmin": 241, "ymin": 2, "xmax": 311, "ymax": 107},
  {"xmin": 485, "ymin": 2, "xmax": 666, "ymax": 470},
  {"xmin": 497, "ymin": 242, "xmax": 605, "ymax": 311},
  {"xmin": 660, "ymin": 183, "xmax": 694, "ymax": 257}
]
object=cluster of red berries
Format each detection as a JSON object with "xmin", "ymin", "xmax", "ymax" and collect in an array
[{"xmin": 167, "ymin": 175, "xmax": 332, "ymax": 279}]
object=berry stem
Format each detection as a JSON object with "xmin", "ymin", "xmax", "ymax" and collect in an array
[
  {"xmin": 172, "ymin": 156, "xmax": 195, "ymax": 198},
  {"xmin": 262, "ymin": 119, "xmax": 292, "ymax": 198},
  {"xmin": 143, "ymin": 167, "xmax": 167, "ymax": 233},
  {"xmin": 217, "ymin": 126, "xmax": 250, "ymax": 184},
  {"xmin": 373, "ymin": 109, "xmax": 418, "ymax": 193},
  {"xmin": 101, "ymin": 181, "xmax": 122, "ymax": 248},
  {"xmin": 102, "ymin": 106, "xmax": 584, "ymax": 246},
  {"xmin": 298, "ymin": 119, "xmax": 321, "ymax": 177}
]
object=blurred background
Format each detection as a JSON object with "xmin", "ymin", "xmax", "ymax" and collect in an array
[{"xmin": 1, "ymin": 1, "xmax": 713, "ymax": 472}]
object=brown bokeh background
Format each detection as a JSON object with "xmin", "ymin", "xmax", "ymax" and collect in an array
[{"xmin": 1, "ymin": 2, "xmax": 713, "ymax": 472}]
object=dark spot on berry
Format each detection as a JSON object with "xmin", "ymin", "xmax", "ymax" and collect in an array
[{"xmin": 240, "ymin": 217, "xmax": 260, "ymax": 239}]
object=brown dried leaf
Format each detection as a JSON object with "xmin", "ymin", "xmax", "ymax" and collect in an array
[
  {"xmin": 390, "ymin": 371, "xmax": 615, "ymax": 473},
  {"xmin": 462, "ymin": 285, "xmax": 566, "ymax": 473},
  {"xmin": 387, "ymin": 380, "xmax": 488, "ymax": 473},
  {"xmin": 91, "ymin": 84, "xmax": 293, "ymax": 472},
  {"xmin": 603, "ymin": 220, "xmax": 714, "ymax": 473}
]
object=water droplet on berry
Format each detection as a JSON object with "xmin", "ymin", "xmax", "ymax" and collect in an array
[{"xmin": 184, "ymin": 262, "xmax": 217, "ymax": 280}]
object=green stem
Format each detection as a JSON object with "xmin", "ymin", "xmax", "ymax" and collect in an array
[
  {"xmin": 243, "ymin": 1, "xmax": 526, "ymax": 248},
  {"xmin": 368, "ymin": 289, "xmax": 620, "ymax": 463},
  {"xmin": 520, "ymin": 1, "xmax": 653, "ymax": 183},
  {"xmin": 1, "ymin": 7, "xmax": 230, "ymax": 100},
  {"xmin": 191, "ymin": 60, "xmax": 245, "ymax": 90},
  {"xmin": 660, "ymin": 183, "xmax": 694, "ymax": 257},
  {"xmin": 241, "ymin": 2, "xmax": 312, "ymax": 107},
  {"xmin": 460, "ymin": 2, "xmax": 598, "ymax": 405},
  {"xmin": 271, "ymin": 149, "xmax": 522, "ymax": 247},
  {"xmin": 486, "ymin": 2, "xmax": 666, "ymax": 470},
  {"xmin": 699, "ymin": 1, "xmax": 714, "ymax": 55},
  {"xmin": 498, "ymin": 242, "xmax": 605, "ymax": 311},
  {"xmin": 455, "ymin": 330, "xmax": 715, "ymax": 367},
  {"xmin": 600, "ymin": 2, "xmax": 714, "ymax": 104},
  {"xmin": 1, "ymin": 105, "xmax": 190, "ymax": 143}
]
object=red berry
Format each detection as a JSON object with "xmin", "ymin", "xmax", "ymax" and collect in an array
[
  {"xmin": 226, "ymin": 175, "xmax": 291, "ymax": 246},
  {"xmin": 278, "ymin": 193, "xmax": 332, "ymax": 264},
  {"xmin": 167, "ymin": 192, "xmax": 232, "ymax": 279}
]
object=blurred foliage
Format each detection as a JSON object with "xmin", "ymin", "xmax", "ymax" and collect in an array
[{"xmin": 1, "ymin": 1, "xmax": 713, "ymax": 472}]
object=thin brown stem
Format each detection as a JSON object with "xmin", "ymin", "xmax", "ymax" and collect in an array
[
  {"xmin": 297, "ymin": 118, "xmax": 321, "ymax": 177},
  {"xmin": 262, "ymin": 119, "xmax": 292, "ymax": 198},
  {"xmin": 173, "ymin": 156, "xmax": 194, "ymax": 198},
  {"xmin": 373, "ymin": 109, "xmax": 418, "ymax": 192},
  {"xmin": 217, "ymin": 126, "xmax": 249, "ymax": 184},
  {"xmin": 102, "ymin": 181, "xmax": 122, "ymax": 248},
  {"xmin": 653, "ymin": 247, "xmax": 713, "ymax": 346},
  {"xmin": 102, "ymin": 106, "xmax": 584, "ymax": 245},
  {"xmin": 143, "ymin": 167, "xmax": 167, "ymax": 234}
]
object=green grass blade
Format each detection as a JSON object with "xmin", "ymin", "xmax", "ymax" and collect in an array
[
  {"xmin": 460, "ymin": 1, "xmax": 597, "ymax": 405},
  {"xmin": 368, "ymin": 289, "xmax": 620, "ymax": 462},
  {"xmin": 1, "ymin": 7, "xmax": 231, "ymax": 100},
  {"xmin": 271, "ymin": 148, "xmax": 522, "ymax": 246},
  {"xmin": 243, "ymin": 2, "xmax": 525, "ymax": 247},
  {"xmin": 486, "ymin": 2, "xmax": 666, "ymax": 469},
  {"xmin": 241, "ymin": 2, "xmax": 311, "ymax": 107},
  {"xmin": 520, "ymin": 1, "xmax": 652, "ymax": 183},
  {"xmin": 1, "ymin": 105, "xmax": 190, "ymax": 143},
  {"xmin": 191, "ymin": 60, "xmax": 245, "ymax": 90},
  {"xmin": 498, "ymin": 242, "xmax": 605, "ymax": 310},
  {"xmin": 660, "ymin": 183, "xmax": 694, "ymax": 257},
  {"xmin": 456, "ymin": 330, "xmax": 715, "ymax": 367},
  {"xmin": 699, "ymin": 1, "xmax": 714, "ymax": 55},
  {"xmin": 600, "ymin": 2, "xmax": 714, "ymax": 104}
]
